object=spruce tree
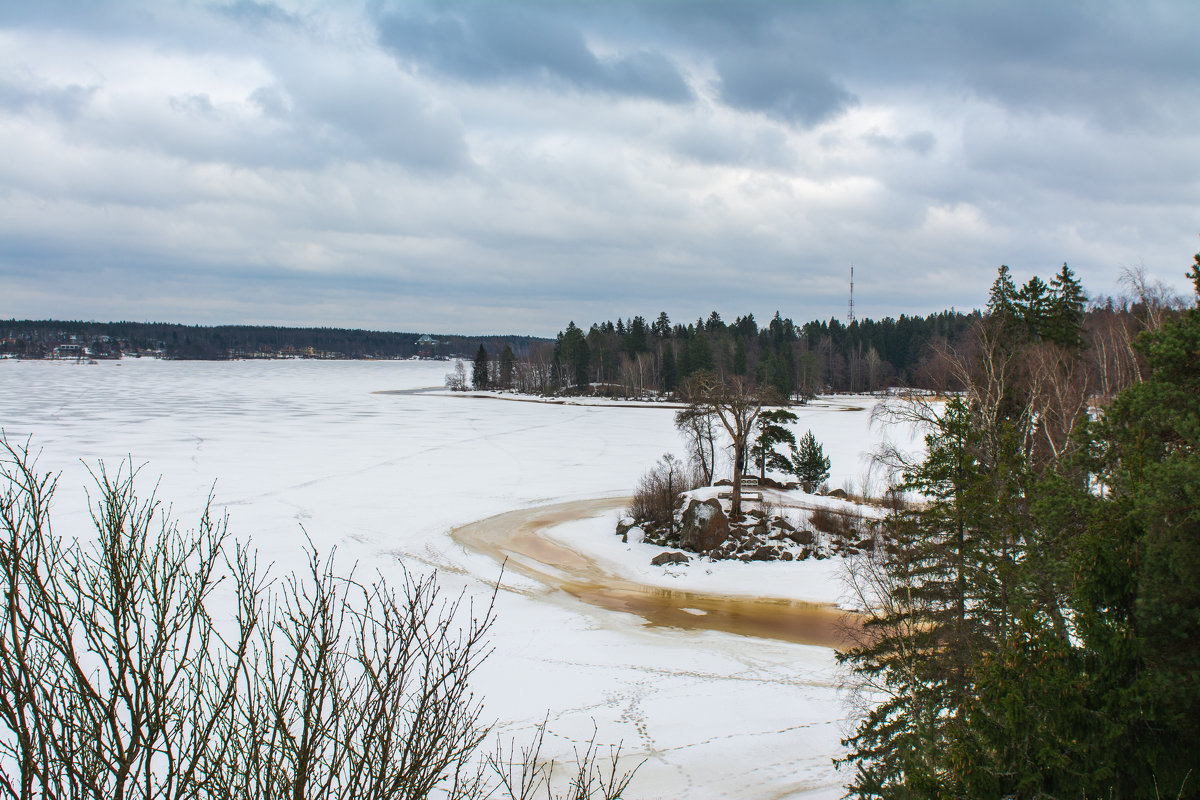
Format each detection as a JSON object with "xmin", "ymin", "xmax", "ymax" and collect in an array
[
  {"xmin": 1046, "ymin": 262, "xmax": 1087, "ymax": 348},
  {"xmin": 660, "ymin": 343, "xmax": 677, "ymax": 393},
  {"xmin": 733, "ymin": 337, "xmax": 747, "ymax": 376},
  {"xmin": 1017, "ymin": 276, "xmax": 1051, "ymax": 339},
  {"xmin": 498, "ymin": 345, "xmax": 515, "ymax": 390},
  {"xmin": 791, "ymin": 430, "xmax": 830, "ymax": 492},
  {"xmin": 986, "ymin": 264, "xmax": 1019, "ymax": 325},
  {"xmin": 557, "ymin": 322, "xmax": 590, "ymax": 390},
  {"xmin": 472, "ymin": 344, "xmax": 489, "ymax": 390},
  {"xmin": 1078, "ymin": 252, "xmax": 1200, "ymax": 796}
]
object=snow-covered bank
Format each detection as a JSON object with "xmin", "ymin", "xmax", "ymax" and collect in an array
[{"xmin": 0, "ymin": 359, "xmax": 907, "ymax": 799}]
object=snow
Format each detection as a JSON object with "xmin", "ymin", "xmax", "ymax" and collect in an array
[{"xmin": 0, "ymin": 358, "xmax": 912, "ymax": 799}]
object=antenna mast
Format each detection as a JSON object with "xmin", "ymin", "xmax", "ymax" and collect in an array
[{"xmin": 847, "ymin": 264, "xmax": 855, "ymax": 325}]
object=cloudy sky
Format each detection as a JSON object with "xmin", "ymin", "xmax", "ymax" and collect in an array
[{"xmin": 1, "ymin": 1, "xmax": 1197, "ymax": 336}]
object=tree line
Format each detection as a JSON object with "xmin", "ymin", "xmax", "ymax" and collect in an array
[
  {"xmin": 837, "ymin": 257, "xmax": 1200, "ymax": 797},
  {"xmin": 467, "ymin": 263, "xmax": 1175, "ymax": 400},
  {"xmin": 1, "ymin": 320, "xmax": 544, "ymax": 361}
]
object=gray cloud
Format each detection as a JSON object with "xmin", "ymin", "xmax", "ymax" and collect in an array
[
  {"xmin": 1, "ymin": 0, "xmax": 1197, "ymax": 335},
  {"xmin": 376, "ymin": 6, "xmax": 693, "ymax": 103},
  {"xmin": 714, "ymin": 52, "xmax": 858, "ymax": 127},
  {"xmin": 0, "ymin": 78, "xmax": 97, "ymax": 120}
]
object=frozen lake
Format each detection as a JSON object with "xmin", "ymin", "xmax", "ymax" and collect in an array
[{"xmin": 0, "ymin": 358, "xmax": 895, "ymax": 799}]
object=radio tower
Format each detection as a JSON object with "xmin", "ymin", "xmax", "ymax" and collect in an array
[{"xmin": 847, "ymin": 264, "xmax": 855, "ymax": 325}]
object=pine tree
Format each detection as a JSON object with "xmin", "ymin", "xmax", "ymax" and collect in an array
[
  {"xmin": 791, "ymin": 430, "xmax": 830, "ymax": 492},
  {"xmin": 752, "ymin": 409, "xmax": 798, "ymax": 479}
]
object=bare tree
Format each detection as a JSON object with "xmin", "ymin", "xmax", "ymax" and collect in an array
[
  {"xmin": 0, "ymin": 437, "xmax": 641, "ymax": 800},
  {"xmin": 1120, "ymin": 264, "xmax": 1184, "ymax": 332},
  {"xmin": 679, "ymin": 372, "xmax": 778, "ymax": 520},
  {"xmin": 673, "ymin": 405, "xmax": 717, "ymax": 486}
]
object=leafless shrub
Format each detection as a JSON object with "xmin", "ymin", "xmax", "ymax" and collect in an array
[
  {"xmin": 0, "ymin": 436, "xmax": 639, "ymax": 800},
  {"xmin": 489, "ymin": 720, "xmax": 641, "ymax": 800},
  {"xmin": 628, "ymin": 453, "xmax": 691, "ymax": 535},
  {"xmin": 810, "ymin": 506, "xmax": 857, "ymax": 538}
]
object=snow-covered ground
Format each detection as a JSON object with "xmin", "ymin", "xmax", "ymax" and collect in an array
[{"xmin": 0, "ymin": 358, "xmax": 914, "ymax": 799}]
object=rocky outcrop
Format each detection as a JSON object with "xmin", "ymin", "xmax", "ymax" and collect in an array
[{"xmin": 650, "ymin": 551, "xmax": 691, "ymax": 566}]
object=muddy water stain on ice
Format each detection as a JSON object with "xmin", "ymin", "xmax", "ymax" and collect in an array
[{"xmin": 451, "ymin": 497, "xmax": 861, "ymax": 650}]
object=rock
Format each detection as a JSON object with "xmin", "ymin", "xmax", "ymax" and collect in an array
[
  {"xmin": 679, "ymin": 498, "xmax": 730, "ymax": 552},
  {"xmin": 787, "ymin": 529, "xmax": 815, "ymax": 546},
  {"xmin": 738, "ymin": 536, "xmax": 763, "ymax": 553},
  {"xmin": 752, "ymin": 521, "xmax": 769, "ymax": 537},
  {"xmin": 650, "ymin": 551, "xmax": 690, "ymax": 566},
  {"xmin": 746, "ymin": 508, "xmax": 766, "ymax": 519},
  {"xmin": 616, "ymin": 518, "xmax": 635, "ymax": 538},
  {"xmin": 779, "ymin": 550, "xmax": 795, "ymax": 561},
  {"xmin": 749, "ymin": 546, "xmax": 779, "ymax": 561},
  {"xmin": 826, "ymin": 488, "xmax": 848, "ymax": 499},
  {"xmin": 855, "ymin": 537, "xmax": 876, "ymax": 551},
  {"xmin": 774, "ymin": 517, "xmax": 796, "ymax": 532},
  {"xmin": 626, "ymin": 526, "xmax": 645, "ymax": 545}
]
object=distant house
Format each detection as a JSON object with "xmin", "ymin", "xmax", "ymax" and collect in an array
[
  {"xmin": 415, "ymin": 334, "xmax": 441, "ymax": 358},
  {"xmin": 50, "ymin": 343, "xmax": 89, "ymax": 360}
]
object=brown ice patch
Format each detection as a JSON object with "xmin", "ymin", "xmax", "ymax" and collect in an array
[{"xmin": 451, "ymin": 498, "xmax": 863, "ymax": 650}]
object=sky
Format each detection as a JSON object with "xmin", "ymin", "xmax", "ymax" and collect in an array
[{"xmin": 1, "ymin": 1, "xmax": 1197, "ymax": 337}]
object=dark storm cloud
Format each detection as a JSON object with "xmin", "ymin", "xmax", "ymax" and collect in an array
[
  {"xmin": 714, "ymin": 52, "xmax": 858, "ymax": 127},
  {"xmin": 376, "ymin": 5, "xmax": 693, "ymax": 103}
]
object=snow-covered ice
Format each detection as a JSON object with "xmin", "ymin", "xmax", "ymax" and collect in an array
[{"xmin": 0, "ymin": 358, "xmax": 909, "ymax": 799}]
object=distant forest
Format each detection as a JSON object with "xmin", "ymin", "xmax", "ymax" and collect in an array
[
  {"xmin": 0, "ymin": 320, "xmax": 545, "ymax": 361},
  {"xmin": 473, "ymin": 263, "xmax": 1174, "ymax": 398}
]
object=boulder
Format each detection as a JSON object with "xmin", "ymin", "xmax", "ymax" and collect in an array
[
  {"xmin": 616, "ymin": 518, "xmax": 635, "ymax": 539},
  {"xmin": 679, "ymin": 498, "xmax": 730, "ymax": 552},
  {"xmin": 787, "ymin": 529, "xmax": 815, "ymax": 546},
  {"xmin": 774, "ymin": 517, "xmax": 796, "ymax": 532},
  {"xmin": 650, "ymin": 551, "xmax": 691, "ymax": 566},
  {"xmin": 855, "ymin": 537, "xmax": 876, "ymax": 551},
  {"xmin": 826, "ymin": 488, "xmax": 848, "ymax": 499}
]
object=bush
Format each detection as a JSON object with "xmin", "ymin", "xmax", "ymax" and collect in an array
[
  {"xmin": 629, "ymin": 453, "xmax": 691, "ymax": 536},
  {"xmin": 809, "ymin": 506, "xmax": 857, "ymax": 538}
]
